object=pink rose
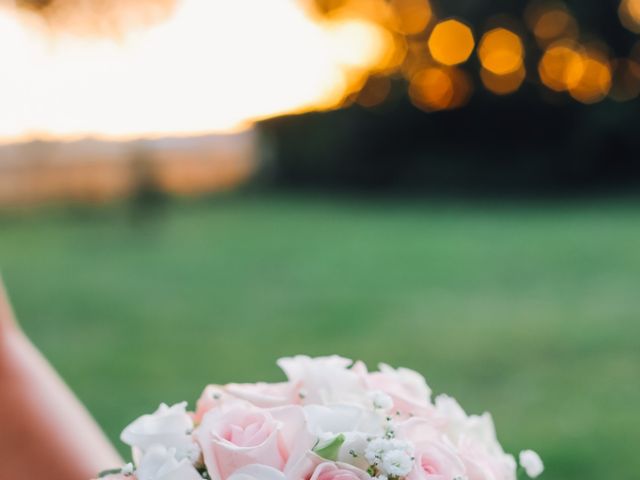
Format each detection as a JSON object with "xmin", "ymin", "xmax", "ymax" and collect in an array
[
  {"xmin": 432, "ymin": 399, "xmax": 517, "ymax": 480},
  {"xmin": 227, "ymin": 464, "xmax": 287, "ymax": 480},
  {"xmin": 225, "ymin": 382, "xmax": 297, "ymax": 408},
  {"xmin": 457, "ymin": 436, "xmax": 517, "ymax": 480},
  {"xmin": 194, "ymin": 386, "xmax": 228, "ymax": 423},
  {"xmin": 309, "ymin": 462, "xmax": 371, "ymax": 480},
  {"xmin": 196, "ymin": 403, "xmax": 311, "ymax": 480},
  {"xmin": 194, "ymin": 383, "xmax": 296, "ymax": 423},
  {"xmin": 408, "ymin": 441, "xmax": 466, "ymax": 480},
  {"xmin": 396, "ymin": 418, "xmax": 466, "ymax": 480}
]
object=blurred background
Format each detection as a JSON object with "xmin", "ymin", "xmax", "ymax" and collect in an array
[{"xmin": 0, "ymin": 0, "xmax": 639, "ymax": 479}]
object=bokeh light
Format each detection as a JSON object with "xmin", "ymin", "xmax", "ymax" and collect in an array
[
  {"xmin": 428, "ymin": 19, "xmax": 475, "ymax": 66},
  {"xmin": 567, "ymin": 48, "xmax": 612, "ymax": 104},
  {"xmin": 373, "ymin": 33, "xmax": 408, "ymax": 74},
  {"xmin": 1, "ymin": 0, "xmax": 637, "ymax": 141},
  {"xmin": 609, "ymin": 58, "xmax": 640, "ymax": 101},
  {"xmin": 619, "ymin": 0, "xmax": 640, "ymax": 33},
  {"xmin": 389, "ymin": 0, "xmax": 433, "ymax": 35},
  {"xmin": 481, "ymin": 65, "xmax": 526, "ymax": 95},
  {"xmin": 478, "ymin": 27, "xmax": 524, "ymax": 75},
  {"xmin": 315, "ymin": 0, "xmax": 394, "ymax": 25},
  {"xmin": 401, "ymin": 38, "xmax": 432, "ymax": 79},
  {"xmin": 409, "ymin": 67, "xmax": 453, "ymax": 111},
  {"xmin": 526, "ymin": 1, "xmax": 578, "ymax": 46},
  {"xmin": 538, "ymin": 40, "xmax": 585, "ymax": 92},
  {"xmin": 539, "ymin": 42, "xmax": 613, "ymax": 104},
  {"xmin": 409, "ymin": 66, "xmax": 472, "ymax": 111},
  {"xmin": 326, "ymin": 19, "xmax": 392, "ymax": 71}
]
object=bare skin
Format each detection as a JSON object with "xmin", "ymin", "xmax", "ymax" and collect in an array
[{"xmin": 0, "ymin": 278, "xmax": 122, "ymax": 480}]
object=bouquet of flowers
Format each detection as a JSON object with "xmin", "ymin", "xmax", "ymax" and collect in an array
[{"xmin": 99, "ymin": 356, "xmax": 543, "ymax": 480}]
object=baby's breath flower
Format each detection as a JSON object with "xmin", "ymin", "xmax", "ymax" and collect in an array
[
  {"xmin": 520, "ymin": 450, "xmax": 544, "ymax": 478},
  {"xmin": 365, "ymin": 438, "xmax": 390, "ymax": 464},
  {"xmin": 121, "ymin": 463, "xmax": 135, "ymax": 476},
  {"xmin": 389, "ymin": 439, "xmax": 413, "ymax": 454},
  {"xmin": 381, "ymin": 449, "xmax": 413, "ymax": 477},
  {"xmin": 365, "ymin": 437, "xmax": 414, "ymax": 477}
]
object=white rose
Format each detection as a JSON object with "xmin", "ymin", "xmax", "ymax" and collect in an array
[
  {"xmin": 277, "ymin": 355, "xmax": 368, "ymax": 406},
  {"xmin": 121, "ymin": 402, "xmax": 199, "ymax": 463},
  {"xmin": 519, "ymin": 450, "xmax": 544, "ymax": 478},
  {"xmin": 135, "ymin": 445, "xmax": 202, "ymax": 480}
]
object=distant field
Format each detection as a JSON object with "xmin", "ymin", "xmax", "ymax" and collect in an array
[{"xmin": 0, "ymin": 194, "xmax": 638, "ymax": 480}]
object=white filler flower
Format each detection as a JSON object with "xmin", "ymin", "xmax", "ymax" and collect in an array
[
  {"xmin": 519, "ymin": 450, "xmax": 544, "ymax": 478},
  {"xmin": 365, "ymin": 438, "xmax": 414, "ymax": 477},
  {"xmin": 365, "ymin": 438, "xmax": 392, "ymax": 464},
  {"xmin": 381, "ymin": 449, "xmax": 413, "ymax": 477}
]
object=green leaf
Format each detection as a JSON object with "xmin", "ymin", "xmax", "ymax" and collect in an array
[
  {"xmin": 98, "ymin": 468, "xmax": 124, "ymax": 478},
  {"xmin": 313, "ymin": 434, "xmax": 346, "ymax": 461}
]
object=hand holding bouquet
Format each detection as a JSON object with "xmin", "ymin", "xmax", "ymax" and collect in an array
[{"xmin": 99, "ymin": 356, "xmax": 543, "ymax": 480}]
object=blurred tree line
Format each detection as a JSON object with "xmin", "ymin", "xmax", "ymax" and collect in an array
[{"xmin": 262, "ymin": 0, "xmax": 640, "ymax": 195}]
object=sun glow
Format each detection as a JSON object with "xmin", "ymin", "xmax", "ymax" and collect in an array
[{"xmin": 0, "ymin": 0, "xmax": 392, "ymax": 144}]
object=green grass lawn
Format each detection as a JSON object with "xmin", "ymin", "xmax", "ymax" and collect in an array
[{"xmin": 0, "ymin": 194, "xmax": 638, "ymax": 480}]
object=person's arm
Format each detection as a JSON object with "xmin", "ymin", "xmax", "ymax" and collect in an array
[{"xmin": 0, "ymin": 278, "xmax": 122, "ymax": 480}]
